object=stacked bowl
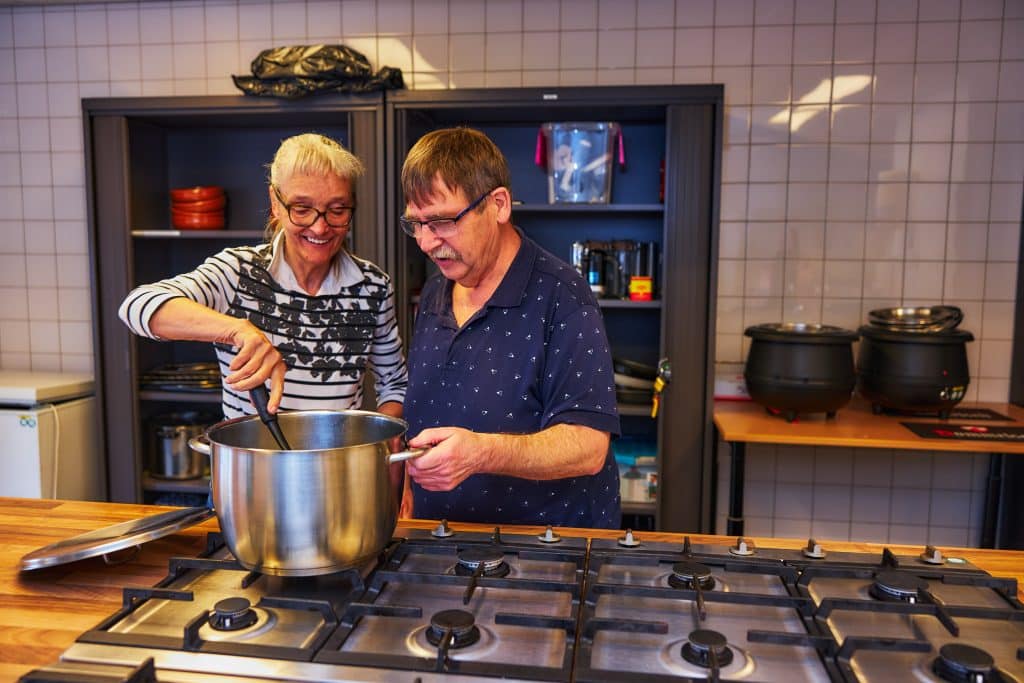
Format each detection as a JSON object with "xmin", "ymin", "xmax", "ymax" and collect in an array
[{"xmin": 170, "ymin": 186, "xmax": 226, "ymax": 230}]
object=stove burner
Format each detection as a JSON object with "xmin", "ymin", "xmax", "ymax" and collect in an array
[
  {"xmin": 425, "ymin": 609, "xmax": 481, "ymax": 649},
  {"xmin": 668, "ymin": 560, "xmax": 716, "ymax": 590},
  {"xmin": 681, "ymin": 629, "xmax": 734, "ymax": 668},
  {"xmin": 208, "ymin": 597, "xmax": 259, "ymax": 631},
  {"xmin": 454, "ymin": 547, "xmax": 510, "ymax": 577},
  {"xmin": 933, "ymin": 644, "xmax": 997, "ymax": 682},
  {"xmin": 870, "ymin": 571, "xmax": 928, "ymax": 602}
]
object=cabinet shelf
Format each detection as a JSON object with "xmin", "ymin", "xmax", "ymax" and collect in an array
[
  {"xmin": 599, "ymin": 299, "xmax": 661, "ymax": 309},
  {"xmin": 139, "ymin": 390, "xmax": 221, "ymax": 404},
  {"xmin": 132, "ymin": 229, "xmax": 265, "ymax": 239},
  {"xmin": 512, "ymin": 203, "xmax": 664, "ymax": 213},
  {"xmin": 618, "ymin": 404, "xmax": 653, "ymax": 417},
  {"xmin": 143, "ymin": 473, "xmax": 210, "ymax": 495},
  {"xmin": 621, "ymin": 500, "xmax": 657, "ymax": 515}
]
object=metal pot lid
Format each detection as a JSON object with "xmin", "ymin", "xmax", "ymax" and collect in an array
[
  {"xmin": 744, "ymin": 322, "xmax": 858, "ymax": 343},
  {"xmin": 867, "ymin": 305, "xmax": 963, "ymax": 331},
  {"xmin": 19, "ymin": 506, "xmax": 214, "ymax": 572},
  {"xmin": 858, "ymin": 324, "xmax": 975, "ymax": 343}
]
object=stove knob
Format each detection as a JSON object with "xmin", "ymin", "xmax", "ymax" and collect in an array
[
  {"xmin": 919, "ymin": 544, "xmax": 945, "ymax": 565},
  {"xmin": 538, "ymin": 525, "xmax": 562, "ymax": 543},
  {"xmin": 431, "ymin": 519, "xmax": 455, "ymax": 538},
  {"xmin": 729, "ymin": 537, "xmax": 755, "ymax": 556},
  {"xmin": 803, "ymin": 538, "xmax": 826, "ymax": 559},
  {"xmin": 618, "ymin": 529, "xmax": 641, "ymax": 547}
]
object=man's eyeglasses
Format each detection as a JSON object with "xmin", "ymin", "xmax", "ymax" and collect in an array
[
  {"xmin": 399, "ymin": 189, "xmax": 493, "ymax": 238},
  {"xmin": 273, "ymin": 185, "xmax": 355, "ymax": 228}
]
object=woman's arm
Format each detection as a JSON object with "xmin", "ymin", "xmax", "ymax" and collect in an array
[
  {"xmin": 148, "ymin": 298, "xmax": 286, "ymax": 408},
  {"xmin": 118, "ymin": 249, "xmax": 287, "ymax": 410}
]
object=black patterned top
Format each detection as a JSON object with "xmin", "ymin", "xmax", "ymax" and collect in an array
[{"xmin": 119, "ymin": 235, "xmax": 407, "ymax": 418}]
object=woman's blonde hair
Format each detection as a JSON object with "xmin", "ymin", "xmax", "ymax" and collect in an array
[{"xmin": 265, "ymin": 133, "xmax": 365, "ymax": 239}]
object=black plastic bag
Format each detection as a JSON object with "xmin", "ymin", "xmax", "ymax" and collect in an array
[{"xmin": 233, "ymin": 44, "xmax": 404, "ymax": 99}]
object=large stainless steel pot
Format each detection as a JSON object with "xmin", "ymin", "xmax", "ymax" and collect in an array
[{"xmin": 189, "ymin": 410, "xmax": 423, "ymax": 577}]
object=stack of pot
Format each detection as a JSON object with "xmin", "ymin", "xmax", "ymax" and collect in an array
[{"xmin": 856, "ymin": 306, "xmax": 973, "ymax": 418}]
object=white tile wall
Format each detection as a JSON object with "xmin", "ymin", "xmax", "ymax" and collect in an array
[
  {"xmin": 716, "ymin": 440, "xmax": 992, "ymax": 546},
  {"xmin": 0, "ymin": 0, "xmax": 1019, "ymax": 542}
]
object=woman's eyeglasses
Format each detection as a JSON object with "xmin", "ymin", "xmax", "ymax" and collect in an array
[
  {"xmin": 273, "ymin": 185, "xmax": 354, "ymax": 228},
  {"xmin": 399, "ymin": 189, "xmax": 493, "ymax": 238}
]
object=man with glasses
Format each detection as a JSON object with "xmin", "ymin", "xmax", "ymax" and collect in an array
[
  {"xmin": 399, "ymin": 127, "xmax": 621, "ymax": 529},
  {"xmin": 119, "ymin": 133, "xmax": 407, "ymax": 423}
]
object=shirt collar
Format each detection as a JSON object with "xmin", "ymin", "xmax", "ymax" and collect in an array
[
  {"xmin": 268, "ymin": 231, "xmax": 363, "ymax": 294},
  {"xmin": 487, "ymin": 225, "xmax": 535, "ymax": 308},
  {"xmin": 426, "ymin": 226, "xmax": 535, "ymax": 319}
]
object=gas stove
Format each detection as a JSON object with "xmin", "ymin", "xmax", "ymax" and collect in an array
[{"xmin": 20, "ymin": 527, "xmax": 1024, "ymax": 682}]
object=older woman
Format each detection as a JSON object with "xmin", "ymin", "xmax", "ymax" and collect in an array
[{"xmin": 118, "ymin": 133, "xmax": 407, "ymax": 419}]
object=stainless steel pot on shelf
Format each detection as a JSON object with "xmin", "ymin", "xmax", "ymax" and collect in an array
[
  {"xmin": 147, "ymin": 411, "xmax": 217, "ymax": 479},
  {"xmin": 189, "ymin": 410, "xmax": 425, "ymax": 577}
]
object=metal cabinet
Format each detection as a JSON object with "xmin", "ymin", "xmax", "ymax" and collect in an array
[
  {"xmin": 385, "ymin": 86, "xmax": 722, "ymax": 532},
  {"xmin": 84, "ymin": 95, "xmax": 387, "ymax": 504}
]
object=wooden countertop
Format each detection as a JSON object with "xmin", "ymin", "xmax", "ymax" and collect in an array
[
  {"xmin": 2, "ymin": 497, "xmax": 1023, "ymax": 679},
  {"xmin": 714, "ymin": 398, "xmax": 1024, "ymax": 452}
]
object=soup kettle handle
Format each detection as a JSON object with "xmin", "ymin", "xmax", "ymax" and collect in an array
[
  {"xmin": 388, "ymin": 448, "xmax": 428, "ymax": 464},
  {"xmin": 189, "ymin": 434, "xmax": 211, "ymax": 456}
]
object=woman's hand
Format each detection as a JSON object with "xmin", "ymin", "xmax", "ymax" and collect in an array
[{"xmin": 224, "ymin": 320, "xmax": 287, "ymax": 412}]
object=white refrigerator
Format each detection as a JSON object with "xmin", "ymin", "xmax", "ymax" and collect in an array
[{"xmin": 0, "ymin": 371, "xmax": 106, "ymax": 500}]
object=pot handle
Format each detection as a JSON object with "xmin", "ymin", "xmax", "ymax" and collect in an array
[
  {"xmin": 188, "ymin": 434, "xmax": 211, "ymax": 455},
  {"xmin": 388, "ymin": 447, "xmax": 428, "ymax": 464}
]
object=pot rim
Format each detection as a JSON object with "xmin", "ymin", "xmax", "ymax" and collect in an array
[
  {"xmin": 858, "ymin": 325, "xmax": 974, "ymax": 343},
  {"xmin": 203, "ymin": 408, "xmax": 410, "ymax": 453},
  {"xmin": 745, "ymin": 322, "xmax": 858, "ymax": 343}
]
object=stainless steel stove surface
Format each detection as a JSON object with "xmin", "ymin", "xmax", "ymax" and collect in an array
[
  {"xmin": 20, "ymin": 529, "xmax": 1024, "ymax": 683},
  {"xmin": 797, "ymin": 550, "xmax": 1024, "ymax": 683}
]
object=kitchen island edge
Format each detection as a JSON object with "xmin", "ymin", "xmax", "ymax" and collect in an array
[{"xmin": 2, "ymin": 497, "xmax": 1022, "ymax": 680}]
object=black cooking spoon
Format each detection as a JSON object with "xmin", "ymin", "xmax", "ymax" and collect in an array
[{"xmin": 250, "ymin": 384, "xmax": 292, "ymax": 450}]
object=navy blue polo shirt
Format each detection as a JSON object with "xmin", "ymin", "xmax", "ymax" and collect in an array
[{"xmin": 405, "ymin": 230, "xmax": 621, "ymax": 528}]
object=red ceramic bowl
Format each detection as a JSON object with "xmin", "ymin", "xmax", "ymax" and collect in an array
[
  {"xmin": 171, "ymin": 209, "xmax": 225, "ymax": 230},
  {"xmin": 172, "ymin": 195, "xmax": 226, "ymax": 212},
  {"xmin": 169, "ymin": 186, "xmax": 225, "ymax": 202}
]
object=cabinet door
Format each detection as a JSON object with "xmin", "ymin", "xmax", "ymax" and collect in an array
[
  {"xmin": 386, "ymin": 86, "xmax": 721, "ymax": 530},
  {"xmin": 659, "ymin": 103, "xmax": 721, "ymax": 533}
]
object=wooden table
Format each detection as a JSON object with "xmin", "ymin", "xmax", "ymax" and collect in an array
[
  {"xmin": 3, "ymin": 497, "xmax": 1023, "ymax": 680},
  {"xmin": 713, "ymin": 399, "xmax": 1024, "ymax": 547}
]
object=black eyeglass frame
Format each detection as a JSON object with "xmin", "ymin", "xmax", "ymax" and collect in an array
[
  {"xmin": 272, "ymin": 185, "xmax": 355, "ymax": 229},
  {"xmin": 399, "ymin": 188, "xmax": 496, "ymax": 238}
]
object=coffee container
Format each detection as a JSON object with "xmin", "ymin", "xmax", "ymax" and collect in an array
[
  {"xmin": 605, "ymin": 240, "xmax": 635, "ymax": 299},
  {"xmin": 571, "ymin": 241, "xmax": 587, "ymax": 276},
  {"xmin": 586, "ymin": 249, "xmax": 605, "ymax": 296},
  {"xmin": 629, "ymin": 242, "xmax": 658, "ymax": 300}
]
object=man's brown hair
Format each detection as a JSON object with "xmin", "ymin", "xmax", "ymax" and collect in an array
[{"xmin": 401, "ymin": 127, "xmax": 512, "ymax": 208}]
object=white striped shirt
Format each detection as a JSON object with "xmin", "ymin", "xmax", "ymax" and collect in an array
[{"xmin": 119, "ymin": 237, "xmax": 407, "ymax": 419}]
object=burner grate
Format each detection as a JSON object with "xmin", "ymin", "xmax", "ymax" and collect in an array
[{"xmin": 314, "ymin": 533, "xmax": 585, "ymax": 680}]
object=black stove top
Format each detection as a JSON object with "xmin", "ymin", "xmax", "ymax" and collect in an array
[{"xmin": 20, "ymin": 529, "xmax": 1024, "ymax": 683}]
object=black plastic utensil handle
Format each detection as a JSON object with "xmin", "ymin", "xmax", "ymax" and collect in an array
[{"xmin": 250, "ymin": 385, "xmax": 292, "ymax": 450}]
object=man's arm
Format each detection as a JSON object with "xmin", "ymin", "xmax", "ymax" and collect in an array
[{"xmin": 405, "ymin": 423, "xmax": 609, "ymax": 491}]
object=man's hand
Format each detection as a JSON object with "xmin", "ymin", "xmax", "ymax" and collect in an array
[{"xmin": 405, "ymin": 427, "xmax": 485, "ymax": 491}]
